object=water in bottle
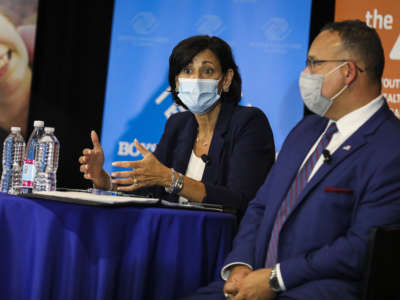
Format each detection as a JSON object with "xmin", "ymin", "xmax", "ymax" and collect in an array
[
  {"xmin": 33, "ymin": 127, "xmax": 60, "ymax": 192},
  {"xmin": 22, "ymin": 120, "xmax": 44, "ymax": 191},
  {"xmin": 0, "ymin": 127, "xmax": 26, "ymax": 194}
]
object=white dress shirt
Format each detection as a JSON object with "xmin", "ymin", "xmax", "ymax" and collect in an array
[
  {"xmin": 178, "ymin": 150, "xmax": 205, "ymax": 204},
  {"xmin": 221, "ymin": 95, "xmax": 385, "ymax": 291}
]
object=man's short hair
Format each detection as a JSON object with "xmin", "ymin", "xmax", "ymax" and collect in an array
[{"xmin": 321, "ymin": 20, "xmax": 384, "ymax": 89}]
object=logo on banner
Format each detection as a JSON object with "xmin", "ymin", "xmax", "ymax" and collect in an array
[
  {"xmin": 132, "ymin": 12, "xmax": 158, "ymax": 35},
  {"xmin": 118, "ymin": 11, "xmax": 168, "ymax": 46},
  {"xmin": 196, "ymin": 15, "xmax": 225, "ymax": 35},
  {"xmin": 118, "ymin": 141, "xmax": 157, "ymax": 157},
  {"xmin": 390, "ymin": 35, "xmax": 400, "ymax": 60},
  {"xmin": 250, "ymin": 17, "xmax": 301, "ymax": 54},
  {"xmin": 262, "ymin": 18, "xmax": 291, "ymax": 41}
]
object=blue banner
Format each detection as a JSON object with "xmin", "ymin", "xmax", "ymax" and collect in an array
[{"xmin": 102, "ymin": 0, "xmax": 312, "ymax": 173}]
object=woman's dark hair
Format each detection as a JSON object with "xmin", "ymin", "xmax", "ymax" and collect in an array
[{"xmin": 168, "ymin": 35, "xmax": 242, "ymax": 106}]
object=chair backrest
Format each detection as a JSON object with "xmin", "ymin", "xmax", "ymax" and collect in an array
[{"xmin": 362, "ymin": 226, "xmax": 400, "ymax": 300}]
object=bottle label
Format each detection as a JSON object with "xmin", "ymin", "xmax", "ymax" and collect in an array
[{"xmin": 22, "ymin": 159, "xmax": 36, "ymax": 187}]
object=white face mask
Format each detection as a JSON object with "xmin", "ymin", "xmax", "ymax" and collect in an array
[
  {"xmin": 177, "ymin": 78, "xmax": 221, "ymax": 115},
  {"xmin": 299, "ymin": 62, "xmax": 348, "ymax": 116}
]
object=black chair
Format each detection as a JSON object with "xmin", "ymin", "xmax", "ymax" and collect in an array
[{"xmin": 363, "ymin": 226, "xmax": 400, "ymax": 300}]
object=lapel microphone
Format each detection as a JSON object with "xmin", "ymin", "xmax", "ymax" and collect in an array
[
  {"xmin": 201, "ymin": 154, "xmax": 211, "ymax": 164},
  {"xmin": 322, "ymin": 149, "xmax": 332, "ymax": 163}
]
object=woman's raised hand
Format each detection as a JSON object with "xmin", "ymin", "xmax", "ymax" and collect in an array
[
  {"xmin": 79, "ymin": 130, "xmax": 109, "ymax": 189},
  {"xmin": 111, "ymin": 139, "xmax": 170, "ymax": 191}
]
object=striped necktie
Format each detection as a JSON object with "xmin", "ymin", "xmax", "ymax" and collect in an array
[{"xmin": 265, "ymin": 122, "xmax": 338, "ymax": 268}]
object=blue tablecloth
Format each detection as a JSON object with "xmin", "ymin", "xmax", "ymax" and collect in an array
[{"xmin": 0, "ymin": 193, "xmax": 237, "ymax": 300}]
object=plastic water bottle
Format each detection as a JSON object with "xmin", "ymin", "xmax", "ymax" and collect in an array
[
  {"xmin": 22, "ymin": 120, "xmax": 44, "ymax": 190},
  {"xmin": 33, "ymin": 127, "xmax": 60, "ymax": 192},
  {"xmin": 0, "ymin": 127, "xmax": 26, "ymax": 194}
]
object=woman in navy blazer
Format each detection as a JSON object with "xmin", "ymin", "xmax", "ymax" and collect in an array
[{"xmin": 79, "ymin": 36, "xmax": 275, "ymax": 216}]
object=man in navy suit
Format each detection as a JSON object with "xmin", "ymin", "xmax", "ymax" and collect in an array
[{"xmin": 185, "ymin": 20, "xmax": 400, "ymax": 300}]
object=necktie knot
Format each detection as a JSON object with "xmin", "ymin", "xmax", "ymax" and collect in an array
[{"xmin": 324, "ymin": 122, "xmax": 338, "ymax": 141}]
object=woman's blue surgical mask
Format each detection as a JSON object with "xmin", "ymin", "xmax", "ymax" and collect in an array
[
  {"xmin": 177, "ymin": 78, "xmax": 221, "ymax": 115},
  {"xmin": 299, "ymin": 62, "xmax": 348, "ymax": 116}
]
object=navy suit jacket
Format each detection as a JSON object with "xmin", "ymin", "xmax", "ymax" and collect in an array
[
  {"xmin": 224, "ymin": 101, "xmax": 400, "ymax": 298},
  {"xmin": 146, "ymin": 101, "xmax": 275, "ymax": 216}
]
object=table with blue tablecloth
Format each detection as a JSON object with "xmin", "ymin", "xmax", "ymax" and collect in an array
[{"xmin": 0, "ymin": 193, "xmax": 237, "ymax": 300}]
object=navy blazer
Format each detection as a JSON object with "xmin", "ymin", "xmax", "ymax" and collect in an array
[
  {"xmin": 146, "ymin": 101, "xmax": 275, "ymax": 216},
  {"xmin": 223, "ymin": 101, "xmax": 400, "ymax": 299}
]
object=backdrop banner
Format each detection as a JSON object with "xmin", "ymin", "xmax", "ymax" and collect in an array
[
  {"xmin": 335, "ymin": 0, "xmax": 400, "ymax": 118},
  {"xmin": 101, "ymin": 0, "xmax": 312, "ymax": 173}
]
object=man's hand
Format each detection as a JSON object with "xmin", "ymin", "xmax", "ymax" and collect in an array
[
  {"xmin": 223, "ymin": 265, "xmax": 252, "ymax": 298},
  {"xmin": 231, "ymin": 268, "xmax": 277, "ymax": 300}
]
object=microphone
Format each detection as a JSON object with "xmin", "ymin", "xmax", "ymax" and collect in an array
[
  {"xmin": 201, "ymin": 154, "xmax": 211, "ymax": 164},
  {"xmin": 322, "ymin": 149, "xmax": 331, "ymax": 163}
]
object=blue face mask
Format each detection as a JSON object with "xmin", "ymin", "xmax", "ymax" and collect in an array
[{"xmin": 177, "ymin": 78, "xmax": 221, "ymax": 115}]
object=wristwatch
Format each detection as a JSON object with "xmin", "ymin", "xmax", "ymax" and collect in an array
[{"xmin": 269, "ymin": 266, "xmax": 282, "ymax": 293}]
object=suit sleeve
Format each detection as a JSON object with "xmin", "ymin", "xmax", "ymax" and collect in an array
[
  {"xmin": 221, "ymin": 180, "xmax": 272, "ymax": 268},
  {"xmin": 203, "ymin": 109, "xmax": 275, "ymax": 215},
  {"xmin": 220, "ymin": 117, "xmax": 310, "ymax": 270},
  {"xmin": 279, "ymin": 152, "xmax": 400, "ymax": 289}
]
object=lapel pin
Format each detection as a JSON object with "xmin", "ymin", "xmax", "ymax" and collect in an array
[{"xmin": 342, "ymin": 145, "xmax": 351, "ymax": 151}]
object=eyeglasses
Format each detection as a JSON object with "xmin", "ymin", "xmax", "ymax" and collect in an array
[{"xmin": 305, "ymin": 58, "xmax": 364, "ymax": 72}]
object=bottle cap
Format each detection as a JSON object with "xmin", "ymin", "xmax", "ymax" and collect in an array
[
  {"xmin": 33, "ymin": 120, "xmax": 44, "ymax": 127},
  {"xmin": 44, "ymin": 127, "xmax": 55, "ymax": 134},
  {"xmin": 10, "ymin": 127, "xmax": 21, "ymax": 133}
]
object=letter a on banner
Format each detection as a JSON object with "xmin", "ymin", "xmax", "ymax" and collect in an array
[{"xmin": 390, "ymin": 35, "xmax": 400, "ymax": 60}]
